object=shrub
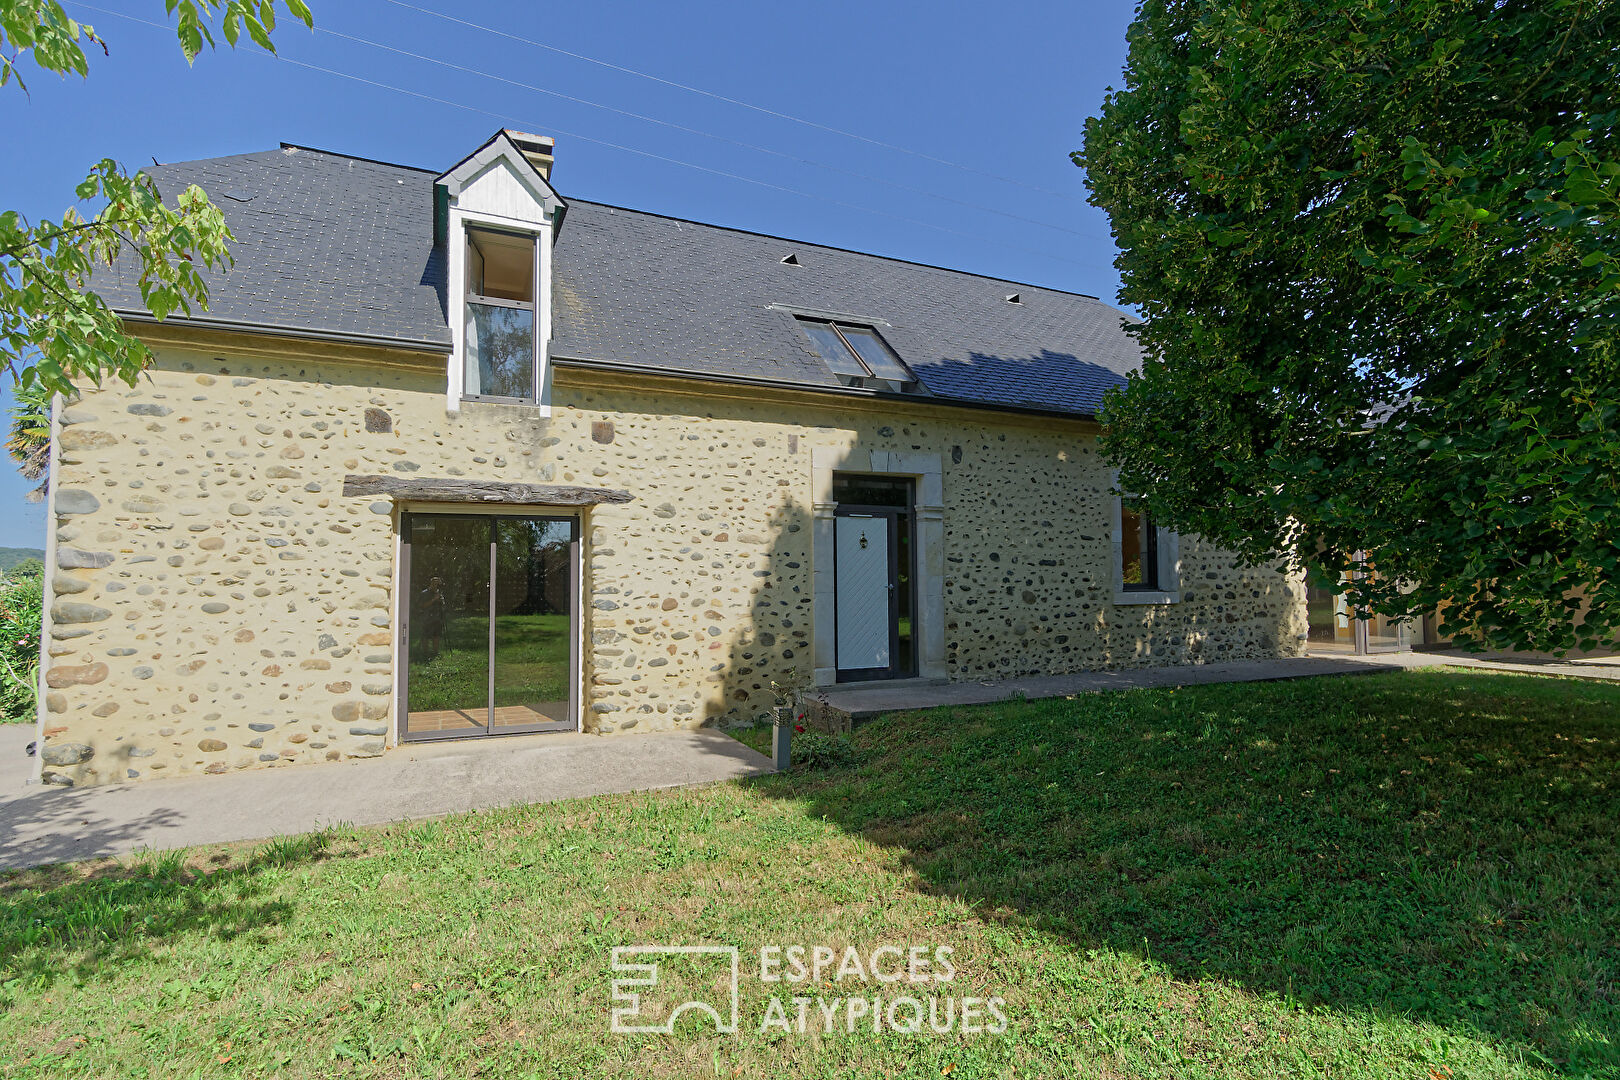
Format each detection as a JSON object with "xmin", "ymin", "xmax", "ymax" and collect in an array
[
  {"xmin": 0, "ymin": 574, "xmax": 42, "ymax": 723},
  {"xmin": 7, "ymin": 557, "xmax": 42, "ymax": 579}
]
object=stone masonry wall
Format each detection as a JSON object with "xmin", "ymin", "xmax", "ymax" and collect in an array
[
  {"xmin": 937, "ymin": 428, "xmax": 1306, "ymax": 676},
  {"xmin": 39, "ymin": 339, "xmax": 1304, "ymax": 786}
]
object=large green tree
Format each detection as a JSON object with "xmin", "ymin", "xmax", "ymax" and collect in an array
[
  {"xmin": 1078, "ymin": 0, "xmax": 1618, "ymax": 654},
  {"xmin": 0, "ymin": 0, "xmax": 312, "ymax": 404}
]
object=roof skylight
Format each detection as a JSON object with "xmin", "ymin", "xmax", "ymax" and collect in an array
[{"xmin": 796, "ymin": 317, "xmax": 917, "ymax": 389}]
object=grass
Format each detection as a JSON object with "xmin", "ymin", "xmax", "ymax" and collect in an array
[
  {"xmin": 729, "ymin": 722, "xmax": 772, "ymax": 756},
  {"xmin": 1, "ymin": 670, "xmax": 1616, "ymax": 1078},
  {"xmin": 408, "ymin": 613, "xmax": 569, "ymax": 711}
]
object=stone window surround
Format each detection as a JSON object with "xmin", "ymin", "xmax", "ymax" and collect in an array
[
  {"xmin": 387, "ymin": 500, "xmax": 588, "ymax": 747},
  {"xmin": 811, "ymin": 447, "xmax": 946, "ymax": 686},
  {"xmin": 1110, "ymin": 489, "xmax": 1182, "ymax": 606}
]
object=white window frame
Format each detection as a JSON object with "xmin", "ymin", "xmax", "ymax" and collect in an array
[
  {"xmin": 447, "ymin": 205, "xmax": 553, "ymax": 415},
  {"xmin": 1111, "ymin": 489, "xmax": 1181, "ymax": 605}
]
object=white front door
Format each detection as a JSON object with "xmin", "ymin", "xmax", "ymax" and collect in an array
[{"xmin": 835, "ymin": 514, "xmax": 891, "ymax": 671}]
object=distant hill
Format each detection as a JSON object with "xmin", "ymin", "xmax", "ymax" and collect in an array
[{"xmin": 0, "ymin": 547, "xmax": 43, "ymax": 572}]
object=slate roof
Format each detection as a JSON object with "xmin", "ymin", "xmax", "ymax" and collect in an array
[
  {"xmin": 96, "ymin": 145, "xmax": 1141, "ymax": 417},
  {"xmin": 96, "ymin": 147, "xmax": 451, "ymax": 348}
]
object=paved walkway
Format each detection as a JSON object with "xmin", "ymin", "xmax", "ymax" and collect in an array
[
  {"xmin": 810, "ymin": 655, "xmax": 1407, "ymax": 720},
  {"xmin": 809, "ymin": 649, "xmax": 1620, "ymax": 721},
  {"xmin": 6, "ymin": 648, "xmax": 1608, "ymax": 872},
  {"xmin": 1370, "ymin": 648, "xmax": 1620, "ymax": 682},
  {"xmin": 0, "ymin": 728, "xmax": 772, "ymax": 871}
]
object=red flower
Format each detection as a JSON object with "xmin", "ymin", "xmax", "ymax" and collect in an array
[{"xmin": 794, "ymin": 724, "xmax": 805, "ymax": 733}]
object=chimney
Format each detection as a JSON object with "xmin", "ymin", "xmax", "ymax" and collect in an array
[{"xmin": 505, "ymin": 130, "xmax": 555, "ymax": 182}]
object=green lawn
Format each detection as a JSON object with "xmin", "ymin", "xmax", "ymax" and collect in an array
[
  {"xmin": 1, "ymin": 670, "xmax": 1615, "ymax": 1078},
  {"xmin": 729, "ymin": 721, "xmax": 773, "ymax": 756}
]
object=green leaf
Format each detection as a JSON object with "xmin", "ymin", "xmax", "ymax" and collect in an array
[{"xmin": 1076, "ymin": 0, "xmax": 1620, "ymax": 653}]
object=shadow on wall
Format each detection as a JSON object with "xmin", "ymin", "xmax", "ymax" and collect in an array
[
  {"xmin": 694, "ymin": 439, "xmax": 1308, "ymax": 735},
  {"xmin": 743, "ymin": 670, "xmax": 1620, "ymax": 1071},
  {"xmin": 712, "ymin": 499, "xmax": 814, "ymax": 733},
  {"xmin": 711, "ymin": 441, "xmax": 927, "ymax": 732},
  {"xmin": 1084, "ymin": 559, "xmax": 1308, "ymax": 670}
]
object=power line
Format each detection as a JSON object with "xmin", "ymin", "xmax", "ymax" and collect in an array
[
  {"xmin": 312, "ymin": 22, "xmax": 1114, "ymax": 246},
  {"xmin": 377, "ymin": 0, "xmax": 1088, "ymax": 203},
  {"xmin": 67, "ymin": 2, "xmax": 1120, "ymax": 276}
]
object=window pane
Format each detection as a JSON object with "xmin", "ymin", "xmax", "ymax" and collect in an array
[
  {"xmin": 406, "ymin": 515, "xmax": 490, "ymax": 736},
  {"xmin": 800, "ymin": 319, "xmax": 869, "ymax": 377},
  {"xmin": 1121, "ymin": 505, "xmax": 1157, "ymax": 589},
  {"xmin": 1305, "ymin": 563, "xmax": 1355, "ymax": 650},
  {"xmin": 833, "ymin": 473, "xmax": 912, "ymax": 508},
  {"xmin": 493, "ymin": 519, "xmax": 574, "ymax": 731},
  {"xmin": 465, "ymin": 301, "xmax": 535, "ymax": 399},
  {"xmin": 838, "ymin": 326, "xmax": 911, "ymax": 382},
  {"xmin": 1121, "ymin": 508, "xmax": 1144, "ymax": 585},
  {"xmin": 468, "ymin": 228, "xmax": 534, "ymax": 302},
  {"xmin": 895, "ymin": 510, "xmax": 914, "ymax": 675}
]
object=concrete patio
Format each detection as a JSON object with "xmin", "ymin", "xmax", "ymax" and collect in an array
[
  {"xmin": 808, "ymin": 653, "xmax": 1406, "ymax": 722},
  {"xmin": 0, "ymin": 727, "xmax": 772, "ymax": 871},
  {"xmin": 806, "ymin": 649, "xmax": 1619, "ymax": 723},
  {"xmin": 1370, "ymin": 648, "xmax": 1620, "ymax": 682}
]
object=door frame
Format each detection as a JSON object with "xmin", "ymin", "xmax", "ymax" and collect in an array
[
  {"xmin": 395, "ymin": 507, "xmax": 582, "ymax": 743},
  {"xmin": 832, "ymin": 495, "xmax": 916, "ymax": 683}
]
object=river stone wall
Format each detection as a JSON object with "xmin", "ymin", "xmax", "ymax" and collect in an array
[{"xmin": 38, "ymin": 341, "xmax": 1306, "ymax": 785}]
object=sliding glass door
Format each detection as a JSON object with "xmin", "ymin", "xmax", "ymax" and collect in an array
[
  {"xmin": 401, "ymin": 513, "xmax": 578, "ymax": 741},
  {"xmin": 1304, "ymin": 558, "xmax": 1413, "ymax": 654}
]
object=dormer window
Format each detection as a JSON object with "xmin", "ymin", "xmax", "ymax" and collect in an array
[
  {"xmin": 796, "ymin": 317, "xmax": 917, "ymax": 390},
  {"xmin": 463, "ymin": 227, "xmax": 538, "ymax": 400},
  {"xmin": 437, "ymin": 129, "xmax": 566, "ymax": 415}
]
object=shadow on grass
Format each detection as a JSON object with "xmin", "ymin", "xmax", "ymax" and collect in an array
[
  {"xmin": 747, "ymin": 670, "xmax": 1620, "ymax": 1074},
  {"xmin": 0, "ymin": 830, "xmax": 349, "ymax": 989}
]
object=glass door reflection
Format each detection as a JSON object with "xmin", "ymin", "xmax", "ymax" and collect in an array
[
  {"xmin": 403, "ymin": 513, "xmax": 577, "ymax": 741},
  {"xmin": 493, "ymin": 518, "xmax": 576, "ymax": 733}
]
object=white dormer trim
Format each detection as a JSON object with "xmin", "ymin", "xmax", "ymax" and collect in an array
[
  {"xmin": 437, "ymin": 131, "xmax": 564, "ymax": 215},
  {"xmin": 439, "ymin": 132, "xmax": 563, "ymax": 417}
]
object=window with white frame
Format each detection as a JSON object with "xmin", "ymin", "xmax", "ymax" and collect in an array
[{"xmin": 463, "ymin": 226, "xmax": 539, "ymax": 401}]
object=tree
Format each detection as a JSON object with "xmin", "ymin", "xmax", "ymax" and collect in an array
[
  {"xmin": 5, "ymin": 378, "xmax": 48, "ymax": 496},
  {"xmin": 0, "ymin": 0, "xmax": 313, "ymax": 406},
  {"xmin": 6, "ymin": 556, "xmax": 43, "ymax": 578},
  {"xmin": 1077, "ymin": 0, "xmax": 1618, "ymax": 654}
]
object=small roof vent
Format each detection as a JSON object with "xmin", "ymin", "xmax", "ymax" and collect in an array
[
  {"xmin": 1004, "ymin": 292, "xmax": 1022, "ymax": 304},
  {"xmin": 780, "ymin": 253, "xmax": 800, "ymax": 265},
  {"xmin": 222, "ymin": 189, "xmax": 256, "ymax": 202}
]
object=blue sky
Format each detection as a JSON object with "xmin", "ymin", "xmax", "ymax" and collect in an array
[{"xmin": 0, "ymin": 0, "xmax": 1137, "ymax": 550}]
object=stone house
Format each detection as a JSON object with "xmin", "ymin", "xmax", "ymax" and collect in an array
[{"xmin": 34, "ymin": 131, "xmax": 1308, "ymax": 786}]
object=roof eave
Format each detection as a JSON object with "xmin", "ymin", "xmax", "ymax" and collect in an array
[
  {"xmin": 114, "ymin": 310, "xmax": 452, "ymax": 355},
  {"xmin": 550, "ymin": 353, "xmax": 1100, "ymax": 423}
]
